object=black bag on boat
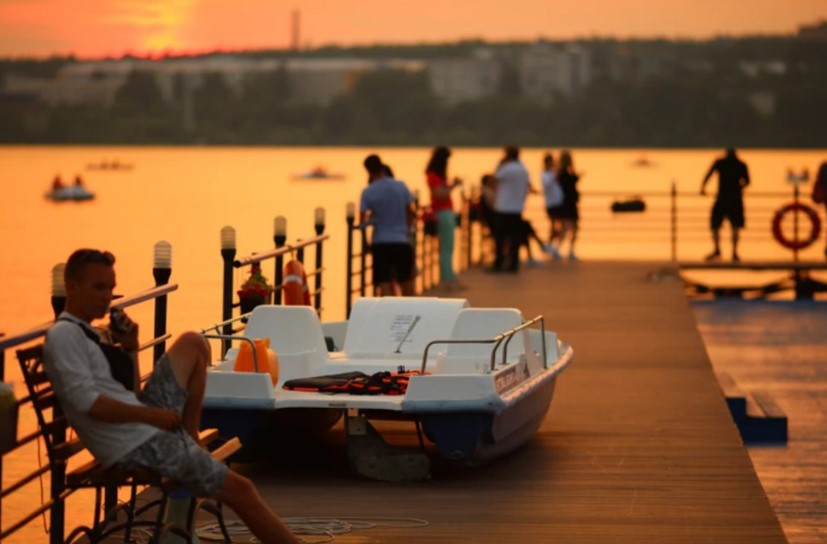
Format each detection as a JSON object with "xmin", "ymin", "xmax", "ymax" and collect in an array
[
  {"xmin": 58, "ymin": 318, "xmax": 136, "ymax": 391},
  {"xmin": 283, "ymin": 371, "xmax": 368, "ymax": 393}
]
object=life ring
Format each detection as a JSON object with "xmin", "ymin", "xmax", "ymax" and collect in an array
[
  {"xmin": 283, "ymin": 259, "xmax": 311, "ymax": 305},
  {"xmin": 771, "ymin": 202, "xmax": 822, "ymax": 250}
]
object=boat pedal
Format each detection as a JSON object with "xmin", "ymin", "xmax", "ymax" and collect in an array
[{"xmin": 345, "ymin": 416, "xmax": 430, "ymax": 482}]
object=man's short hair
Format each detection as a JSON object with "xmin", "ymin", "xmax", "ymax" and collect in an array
[
  {"xmin": 65, "ymin": 249, "xmax": 115, "ymax": 282},
  {"xmin": 363, "ymin": 154, "xmax": 385, "ymax": 175}
]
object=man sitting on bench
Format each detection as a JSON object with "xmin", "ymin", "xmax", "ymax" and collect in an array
[{"xmin": 44, "ymin": 248, "xmax": 299, "ymax": 544}]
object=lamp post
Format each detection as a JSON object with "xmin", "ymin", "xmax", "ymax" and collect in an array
[{"xmin": 220, "ymin": 226, "xmax": 236, "ymax": 353}]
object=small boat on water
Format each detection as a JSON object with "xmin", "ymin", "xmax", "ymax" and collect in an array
[
  {"xmin": 201, "ymin": 297, "xmax": 573, "ymax": 476},
  {"xmin": 292, "ymin": 167, "xmax": 345, "ymax": 180},
  {"xmin": 44, "ymin": 186, "xmax": 95, "ymax": 202}
]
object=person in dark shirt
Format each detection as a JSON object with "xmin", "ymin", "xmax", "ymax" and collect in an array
[{"xmin": 701, "ymin": 148, "xmax": 750, "ymax": 262}]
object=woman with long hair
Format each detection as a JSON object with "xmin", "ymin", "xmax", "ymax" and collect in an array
[
  {"xmin": 426, "ymin": 146, "xmax": 464, "ymax": 290},
  {"xmin": 549, "ymin": 150, "xmax": 581, "ymax": 260}
]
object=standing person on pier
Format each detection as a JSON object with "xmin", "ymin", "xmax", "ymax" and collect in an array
[
  {"xmin": 491, "ymin": 145, "xmax": 531, "ymax": 273},
  {"xmin": 360, "ymin": 153, "xmax": 417, "ymax": 296},
  {"xmin": 701, "ymin": 148, "xmax": 751, "ymax": 262},
  {"xmin": 426, "ymin": 146, "xmax": 465, "ymax": 291},
  {"xmin": 542, "ymin": 152, "xmax": 564, "ymax": 260},
  {"xmin": 813, "ymin": 160, "xmax": 827, "ymax": 260},
  {"xmin": 44, "ymin": 249, "xmax": 300, "ymax": 544},
  {"xmin": 552, "ymin": 150, "xmax": 582, "ymax": 261}
]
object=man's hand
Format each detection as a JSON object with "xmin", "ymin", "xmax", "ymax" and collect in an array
[
  {"xmin": 110, "ymin": 315, "xmax": 139, "ymax": 351},
  {"xmin": 145, "ymin": 407, "xmax": 182, "ymax": 431}
]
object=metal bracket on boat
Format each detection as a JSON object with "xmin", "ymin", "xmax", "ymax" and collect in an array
[
  {"xmin": 419, "ymin": 315, "xmax": 547, "ymax": 373},
  {"xmin": 200, "ymin": 313, "xmax": 253, "ymax": 336},
  {"xmin": 200, "ymin": 333, "xmax": 259, "ymax": 372}
]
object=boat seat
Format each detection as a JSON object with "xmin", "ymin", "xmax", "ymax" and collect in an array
[
  {"xmin": 244, "ymin": 305, "xmax": 329, "ymax": 357},
  {"xmin": 435, "ymin": 309, "xmax": 525, "ymax": 374},
  {"xmin": 343, "ymin": 297, "xmax": 469, "ymax": 358}
]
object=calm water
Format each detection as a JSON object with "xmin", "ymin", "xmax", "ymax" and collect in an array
[{"xmin": 1, "ymin": 145, "xmax": 826, "ymax": 541}]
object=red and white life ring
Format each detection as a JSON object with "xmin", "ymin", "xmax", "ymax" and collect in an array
[
  {"xmin": 283, "ymin": 259, "xmax": 311, "ymax": 306},
  {"xmin": 771, "ymin": 202, "xmax": 822, "ymax": 250}
]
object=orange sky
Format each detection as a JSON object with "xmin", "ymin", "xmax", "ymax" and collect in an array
[{"xmin": 0, "ymin": 0, "xmax": 825, "ymax": 59}]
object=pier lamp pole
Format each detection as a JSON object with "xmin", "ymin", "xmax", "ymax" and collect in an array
[
  {"xmin": 314, "ymin": 207, "xmax": 325, "ymax": 316},
  {"xmin": 274, "ymin": 216, "xmax": 287, "ymax": 305},
  {"xmin": 220, "ymin": 226, "xmax": 236, "ymax": 354},
  {"xmin": 346, "ymin": 202, "xmax": 355, "ymax": 317},
  {"xmin": 152, "ymin": 241, "xmax": 172, "ymax": 363},
  {"xmin": 51, "ymin": 263, "xmax": 67, "ymax": 319}
]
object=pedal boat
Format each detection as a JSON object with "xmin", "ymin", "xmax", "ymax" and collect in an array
[{"xmin": 200, "ymin": 297, "xmax": 573, "ymax": 466}]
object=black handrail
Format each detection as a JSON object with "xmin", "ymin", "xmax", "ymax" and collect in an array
[{"xmin": 220, "ymin": 213, "xmax": 329, "ymax": 352}]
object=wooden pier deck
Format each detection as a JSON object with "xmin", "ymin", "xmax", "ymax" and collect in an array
[{"xmin": 229, "ymin": 260, "xmax": 786, "ymax": 543}]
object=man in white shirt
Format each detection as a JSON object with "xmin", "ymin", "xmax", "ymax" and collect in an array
[
  {"xmin": 44, "ymin": 248, "xmax": 299, "ymax": 544},
  {"xmin": 492, "ymin": 145, "xmax": 531, "ymax": 272}
]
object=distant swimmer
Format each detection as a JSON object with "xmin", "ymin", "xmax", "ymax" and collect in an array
[
  {"xmin": 52, "ymin": 175, "xmax": 64, "ymax": 191},
  {"xmin": 700, "ymin": 148, "xmax": 750, "ymax": 262},
  {"xmin": 74, "ymin": 175, "xmax": 84, "ymax": 187}
]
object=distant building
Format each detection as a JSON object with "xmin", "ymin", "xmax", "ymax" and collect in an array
[
  {"xmin": 798, "ymin": 20, "xmax": 827, "ymax": 40},
  {"xmin": 518, "ymin": 42, "xmax": 593, "ymax": 102},
  {"xmin": 286, "ymin": 58, "xmax": 424, "ymax": 106},
  {"xmin": 428, "ymin": 50, "xmax": 502, "ymax": 105}
]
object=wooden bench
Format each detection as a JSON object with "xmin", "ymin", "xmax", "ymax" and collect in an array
[{"xmin": 16, "ymin": 344, "xmax": 241, "ymax": 543}]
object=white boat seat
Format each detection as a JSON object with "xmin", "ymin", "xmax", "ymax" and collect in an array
[
  {"xmin": 244, "ymin": 305, "xmax": 329, "ymax": 357},
  {"xmin": 343, "ymin": 297, "xmax": 469, "ymax": 357},
  {"xmin": 446, "ymin": 308, "xmax": 524, "ymax": 359}
]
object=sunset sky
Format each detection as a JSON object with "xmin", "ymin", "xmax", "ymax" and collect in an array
[{"xmin": 1, "ymin": 0, "xmax": 826, "ymax": 59}]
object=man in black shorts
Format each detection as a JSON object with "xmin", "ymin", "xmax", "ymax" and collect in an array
[
  {"xmin": 360, "ymin": 154, "xmax": 416, "ymax": 295},
  {"xmin": 701, "ymin": 148, "xmax": 751, "ymax": 262},
  {"xmin": 44, "ymin": 249, "xmax": 299, "ymax": 544}
]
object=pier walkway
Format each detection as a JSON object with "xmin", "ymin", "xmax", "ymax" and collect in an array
[{"xmin": 232, "ymin": 260, "xmax": 786, "ymax": 543}]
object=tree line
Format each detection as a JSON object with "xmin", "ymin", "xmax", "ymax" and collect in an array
[{"xmin": 1, "ymin": 36, "xmax": 826, "ymax": 147}]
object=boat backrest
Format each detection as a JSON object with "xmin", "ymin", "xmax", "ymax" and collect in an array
[
  {"xmin": 343, "ymin": 297, "xmax": 469, "ymax": 357},
  {"xmin": 446, "ymin": 308, "xmax": 524, "ymax": 359},
  {"xmin": 244, "ymin": 305, "xmax": 329, "ymax": 358}
]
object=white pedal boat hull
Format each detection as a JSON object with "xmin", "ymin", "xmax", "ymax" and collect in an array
[{"xmin": 201, "ymin": 298, "xmax": 573, "ymax": 464}]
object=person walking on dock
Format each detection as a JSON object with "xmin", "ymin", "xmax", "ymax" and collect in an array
[
  {"xmin": 701, "ymin": 148, "xmax": 751, "ymax": 262},
  {"xmin": 44, "ymin": 249, "xmax": 300, "ymax": 544},
  {"xmin": 542, "ymin": 152, "xmax": 564, "ymax": 260},
  {"xmin": 360, "ymin": 153, "xmax": 417, "ymax": 296}
]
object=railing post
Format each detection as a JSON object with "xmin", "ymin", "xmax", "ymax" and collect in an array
[
  {"xmin": 220, "ymin": 227, "xmax": 236, "ymax": 354},
  {"xmin": 314, "ymin": 208, "xmax": 325, "ymax": 317},
  {"xmin": 464, "ymin": 191, "xmax": 472, "ymax": 270},
  {"xmin": 152, "ymin": 241, "xmax": 172, "ymax": 363},
  {"xmin": 671, "ymin": 181, "xmax": 677, "ymax": 262},
  {"xmin": 360, "ymin": 228, "xmax": 368, "ymax": 298},
  {"xmin": 793, "ymin": 183, "xmax": 800, "ymax": 263},
  {"xmin": 346, "ymin": 203, "xmax": 355, "ymax": 317},
  {"xmin": 50, "ymin": 405, "xmax": 66, "ymax": 544},
  {"xmin": 274, "ymin": 217, "xmax": 286, "ymax": 304}
]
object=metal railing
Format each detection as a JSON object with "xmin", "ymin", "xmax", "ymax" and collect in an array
[
  {"xmin": 218, "ymin": 210, "xmax": 329, "ymax": 353},
  {"xmin": 0, "ymin": 247, "xmax": 178, "ymax": 543},
  {"xmin": 419, "ymin": 315, "xmax": 547, "ymax": 374},
  {"xmin": 515, "ymin": 182, "xmax": 826, "ymax": 262}
]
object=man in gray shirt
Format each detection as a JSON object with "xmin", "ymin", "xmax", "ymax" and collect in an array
[{"xmin": 44, "ymin": 248, "xmax": 299, "ymax": 544}]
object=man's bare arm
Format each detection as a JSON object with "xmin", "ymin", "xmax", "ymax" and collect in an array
[{"xmin": 87, "ymin": 395, "xmax": 181, "ymax": 430}]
